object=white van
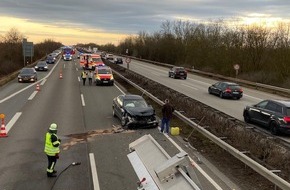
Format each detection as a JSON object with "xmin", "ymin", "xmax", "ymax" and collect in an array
[{"xmin": 106, "ymin": 54, "xmax": 114, "ymax": 60}]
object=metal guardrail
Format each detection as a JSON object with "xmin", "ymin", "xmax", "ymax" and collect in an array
[
  {"xmin": 121, "ymin": 54, "xmax": 290, "ymax": 96},
  {"xmin": 112, "ymin": 68, "xmax": 290, "ymax": 190}
]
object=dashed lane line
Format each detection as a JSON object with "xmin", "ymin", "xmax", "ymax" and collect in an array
[
  {"xmin": 89, "ymin": 153, "xmax": 101, "ymax": 190},
  {"xmin": 6, "ymin": 112, "xmax": 22, "ymax": 133},
  {"xmin": 81, "ymin": 94, "xmax": 85, "ymax": 106}
]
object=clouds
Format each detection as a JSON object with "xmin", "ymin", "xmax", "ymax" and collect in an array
[{"xmin": 0, "ymin": 0, "xmax": 290, "ymax": 44}]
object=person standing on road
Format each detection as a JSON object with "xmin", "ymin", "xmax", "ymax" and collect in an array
[
  {"xmin": 88, "ymin": 70, "xmax": 94, "ymax": 85},
  {"xmin": 81, "ymin": 70, "xmax": 87, "ymax": 86},
  {"xmin": 160, "ymin": 99, "xmax": 175, "ymax": 134},
  {"xmin": 44, "ymin": 123, "xmax": 61, "ymax": 178}
]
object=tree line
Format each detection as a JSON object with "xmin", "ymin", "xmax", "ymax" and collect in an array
[
  {"xmin": 99, "ymin": 20, "xmax": 290, "ymax": 88},
  {"xmin": 0, "ymin": 28, "xmax": 62, "ymax": 78}
]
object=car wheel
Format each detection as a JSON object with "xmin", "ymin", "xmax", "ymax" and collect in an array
[
  {"xmin": 184, "ymin": 77, "xmax": 187, "ymax": 80},
  {"xmin": 173, "ymin": 74, "xmax": 177, "ymax": 79},
  {"xmin": 121, "ymin": 114, "xmax": 128, "ymax": 127},
  {"xmin": 168, "ymin": 73, "xmax": 171, "ymax": 77},
  {"xmin": 270, "ymin": 121, "xmax": 280, "ymax": 135},
  {"xmin": 219, "ymin": 92, "xmax": 224, "ymax": 98},
  {"xmin": 243, "ymin": 112, "xmax": 251, "ymax": 123}
]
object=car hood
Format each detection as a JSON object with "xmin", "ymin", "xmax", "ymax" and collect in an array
[{"xmin": 125, "ymin": 107, "xmax": 154, "ymax": 116}]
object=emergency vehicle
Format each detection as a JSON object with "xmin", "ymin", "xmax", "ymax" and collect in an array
[
  {"xmin": 79, "ymin": 53, "xmax": 104, "ymax": 70},
  {"xmin": 94, "ymin": 65, "xmax": 114, "ymax": 86}
]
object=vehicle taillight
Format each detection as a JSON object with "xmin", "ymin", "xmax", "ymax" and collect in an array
[
  {"xmin": 225, "ymin": 88, "xmax": 231, "ymax": 93},
  {"xmin": 240, "ymin": 89, "xmax": 243, "ymax": 93},
  {"xmin": 283, "ymin": 116, "xmax": 290, "ymax": 123}
]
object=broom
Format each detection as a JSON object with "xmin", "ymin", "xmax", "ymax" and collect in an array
[{"xmin": 183, "ymin": 116, "xmax": 205, "ymax": 142}]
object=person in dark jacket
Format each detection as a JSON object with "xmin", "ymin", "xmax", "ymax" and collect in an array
[
  {"xmin": 160, "ymin": 99, "xmax": 174, "ymax": 134},
  {"xmin": 44, "ymin": 123, "xmax": 61, "ymax": 177}
]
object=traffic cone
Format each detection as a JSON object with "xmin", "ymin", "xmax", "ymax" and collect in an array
[
  {"xmin": 36, "ymin": 84, "xmax": 40, "ymax": 91},
  {"xmin": 59, "ymin": 72, "xmax": 63, "ymax": 79},
  {"xmin": 0, "ymin": 123, "xmax": 8, "ymax": 137}
]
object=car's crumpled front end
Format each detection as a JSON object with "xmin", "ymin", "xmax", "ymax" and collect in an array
[{"xmin": 125, "ymin": 107, "xmax": 158, "ymax": 128}]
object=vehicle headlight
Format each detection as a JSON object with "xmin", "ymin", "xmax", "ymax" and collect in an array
[
  {"xmin": 44, "ymin": 66, "xmax": 48, "ymax": 69},
  {"xmin": 35, "ymin": 66, "xmax": 38, "ymax": 69},
  {"xmin": 110, "ymin": 75, "xmax": 114, "ymax": 80},
  {"xmin": 95, "ymin": 75, "xmax": 100, "ymax": 80}
]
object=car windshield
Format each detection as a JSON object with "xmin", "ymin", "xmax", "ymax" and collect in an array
[
  {"xmin": 228, "ymin": 85, "xmax": 240, "ymax": 90},
  {"xmin": 98, "ymin": 69, "xmax": 111, "ymax": 74},
  {"xmin": 92, "ymin": 58, "xmax": 102, "ymax": 62},
  {"xmin": 176, "ymin": 68, "xmax": 185, "ymax": 71},
  {"xmin": 21, "ymin": 69, "xmax": 34, "ymax": 74},
  {"xmin": 124, "ymin": 99, "xmax": 148, "ymax": 108},
  {"xmin": 37, "ymin": 62, "xmax": 46, "ymax": 66}
]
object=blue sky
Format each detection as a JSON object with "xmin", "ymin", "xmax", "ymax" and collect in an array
[{"xmin": 0, "ymin": 0, "xmax": 289, "ymax": 45}]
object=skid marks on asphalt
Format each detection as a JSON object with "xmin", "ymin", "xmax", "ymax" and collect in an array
[{"xmin": 61, "ymin": 125, "xmax": 134, "ymax": 150}]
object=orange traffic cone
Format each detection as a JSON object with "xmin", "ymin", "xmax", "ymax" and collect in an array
[
  {"xmin": 0, "ymin": 123, "xmax": 8, "ymax": 137},
  {"xmin": 36, "ymin": 84, "xmax": 40, "ymax": 91},
  {"xmin": 59, "ymin": 72, "xmax": 63, "ymax": 79}
]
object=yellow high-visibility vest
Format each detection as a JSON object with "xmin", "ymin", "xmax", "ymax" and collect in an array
[{"xmin": 44, "ymin": 132, "xmax": 60, "ymax": 156}]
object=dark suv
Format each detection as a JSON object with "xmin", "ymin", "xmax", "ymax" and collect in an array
[
  {"xmin": 243, "ymin": 99, "xmax": 290, "ymax": 135},
  {"xmin": 168, "ymin": 67, "xmax": 187, "ymax": 79}
]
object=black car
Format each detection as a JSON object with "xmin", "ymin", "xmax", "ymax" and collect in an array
[
  {"xmin": 168, "ymin": 67, "xmax": 187, "ymax": 79},
  {"xmin": 112, "ymin": 94, "xmax": 158, "ymax": 128},
  {"xmin": 18, "ymin": 68, "xmax": 37, "ymax": 83},
  {"xmin": 208, "ymin": 81, "xmax": 243, "ymax": 99},
  {"xmin": 243, "ymin": 100, "xmax": 290, "ymax": 135},
  {"xmin": 35, "ymin": 61, "xmax": 48, "ymax": 71},
  {"xmin": 114, "ymin": 58, "xmax": 123, "ymax": 64},
  {"xmin": 46, "ymin": 55, "xmax": 56, "ymax": 64}
]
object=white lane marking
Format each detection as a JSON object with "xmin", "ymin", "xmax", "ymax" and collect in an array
[
  {"xmin": 28, "ymin": 91, "xmax": 38, "ymax": 100},
  {"xmin": 81, "ymin": 94, "xmax": 85, "ymax": 106},
  {"xmin": 166, "ymin": 136, "xmax": 223, "ymax": 190},
  {"xmin": 182, "ymin": 83, "xmax": 198, "ymax": 90},
  {"xmin": 40, "ymin": 79, "xmax": 46, "ymax": 85},
  {"xmin": 243, "ymin": 94, "xmax": 262, "ymax": 101},
  {"xmin": 64, "ymin": 64, "xmax": 66, "ymax": 69},
  {"xmin": 89, "ymin": 153, "xmax": 101, "ymax": 190},
  {"xmin": 115, "ymin": 84, "xmax": 126, "ymax": 95},
  {"xmin": 6, "ymin": 112, "xmax": 22, "ymax": 133},
  {"xmin": 0, "ymin": 58, "xmax": 60, "ymax": 103},
  {"xmin": 76, "ymin": 68, "xmax": 79, "ymax": 71},
  {"xmin": 78, "ymin": 76, "xmax": 80, "ymax": 82},
  {"xmin": 187, "ymin": 78, "xmax": 211, "ymax": 86}
]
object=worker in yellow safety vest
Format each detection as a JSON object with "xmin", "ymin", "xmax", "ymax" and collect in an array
[
  {"xmin": 44, "ymin": 123, "xmax": 61, "ymax": 177},
  {"xmin": 81, "ymin": 70, "xmax": 87, "ymax": 86}
]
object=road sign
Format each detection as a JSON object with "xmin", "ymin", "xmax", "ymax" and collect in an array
[
  {"xmin": 23, "ymin": 42, "xmax": 34, "ymax": 57},
  {"xmin": 233, "ymin": 64, "xmax": 240, "ymax": 78},
  {"xmin": 125, "ymin": 57, "xmax": 131, "ymax": 64},
  {"xmin": 234, "ymin": 64, "xmax": 240, "ymax": 70}
]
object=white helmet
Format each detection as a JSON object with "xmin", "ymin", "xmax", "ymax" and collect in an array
[{"xmin": 49, "ymin": 123, "xmax": 57, "ymax": 131}]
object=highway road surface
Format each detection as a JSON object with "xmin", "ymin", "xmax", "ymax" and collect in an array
[{"xmin": 0, "ymin": 56, "xmax": 243, "ymax": 190}]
